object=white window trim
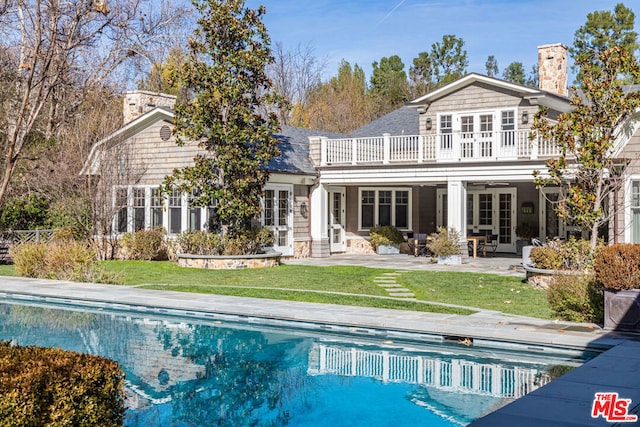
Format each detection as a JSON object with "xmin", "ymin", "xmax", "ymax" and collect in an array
[
  {"xmin": 357, "ymin": 187, "xmax": 412, "ymax": 231},
  {"xmin": 112, "ymin": 185, "xmax": 212, "ymax": 236},
  {"xmin": 625, "ymin": 175, "xmax": 640, "ymax": 243}
]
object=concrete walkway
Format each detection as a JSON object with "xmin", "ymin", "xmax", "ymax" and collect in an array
[{"xmin": 0, "ymin": 262, "xmax": 639, "ymax": 426}]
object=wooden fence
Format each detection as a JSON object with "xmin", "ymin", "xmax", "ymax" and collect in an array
[{"xmin": 0, "ymin": 229, "xmax": 58, "ymax": 246}]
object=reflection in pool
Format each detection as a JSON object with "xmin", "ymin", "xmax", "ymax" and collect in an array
[{"xmin": 0, "ymin": 299, "xmax": 592, "ymax": 426}]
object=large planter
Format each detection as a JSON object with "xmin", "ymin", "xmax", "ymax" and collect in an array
[
  {"xmin": 177, "ymin": 252, "xmax": 282, "ymax": 270},
  {"xmin": 377, "ymin": 244, "xmax": 400, "ymax": 255},
  {"xmin": 437, "ymin": 254, "xmax": 462, "ymax": 265},
  {"xmin": 604, "ymin": 289, "xmax": 640, "ymax": 331}
]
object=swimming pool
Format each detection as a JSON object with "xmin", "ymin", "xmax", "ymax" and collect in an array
[{"xmin": 0, "ymin": 297, "xmax": 594, "ymax": 426}]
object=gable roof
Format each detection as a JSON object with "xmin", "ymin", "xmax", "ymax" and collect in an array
[
  {"xmin": 408, "ymin": 73, "xmax": 574, "ymax": 113},
  {"xmin": 350, "ymin": 106, "xmax": 420, "ymax": 137},
  {"xmin": 81, "ymin": 107, "xmax": 339, "ymax": 177}
]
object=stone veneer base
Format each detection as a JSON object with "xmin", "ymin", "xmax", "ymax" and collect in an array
[{"xmin": 177, "ymin": 252, "xmax": 282, "ymax": 269}]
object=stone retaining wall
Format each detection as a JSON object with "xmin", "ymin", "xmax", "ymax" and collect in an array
[{"xmin": 177, "ymin": 253, "xmax": 281, "ymax": 269}]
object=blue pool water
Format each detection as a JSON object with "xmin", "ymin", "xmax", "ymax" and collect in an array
[{"xmin": 0, "ymin": 298, "xmax": 594, "ymax": 426}]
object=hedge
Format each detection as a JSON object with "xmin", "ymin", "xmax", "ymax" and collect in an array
[{"xmin": 0, "ymin": 342, "xmax": 126, "ymax": 426}]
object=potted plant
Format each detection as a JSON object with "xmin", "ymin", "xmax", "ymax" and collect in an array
[
  {"xmin": 369, "ymin": 225, "xmax": 404, "ymax": 254},
  {"xmin": 516, "ymin": 223, "xmax": 538, "ymax": 256},
  {"xmin": 427, "ymin": 227, "xmax": 462, "ymax": 265},
  {"xmin": 594, "ymin": 244, "xmax": 640, "ymax": 331}
]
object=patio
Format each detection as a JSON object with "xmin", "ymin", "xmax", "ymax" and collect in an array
[{"xmin": 283, "ymin": 252, "xmax": 524, "ymax": 277}]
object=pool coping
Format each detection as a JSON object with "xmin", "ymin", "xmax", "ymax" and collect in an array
[{"xmin": 0, "ymin": 275, "xmax": 633, "ymax": 353}]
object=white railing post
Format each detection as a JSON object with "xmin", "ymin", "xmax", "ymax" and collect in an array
[
  {"xmin": 418, "ymin": 135, "xmax": 424, "ymax": 163},
  {"xmin": 531, "ymin": 134, "xmax": 539, "ymax": 160},
  {"xmin": 352, "ymin": 138, "xmax": 358, "ymax": 165},
  {"xmin": 383, "ymin": 133, "xmax": 390, "ymax": 164},
  {"xmin": 320, "ymin": 137, "xmax": 327, "ymax": 165}
]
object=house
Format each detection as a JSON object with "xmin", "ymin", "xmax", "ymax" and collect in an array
[
  {"xmin": 83, "ymin": 43, "xmax": 640, "ymax": 259},
  {"xmin": 81, "ymin": 91, "xmax": 342, "ymax": 258}
]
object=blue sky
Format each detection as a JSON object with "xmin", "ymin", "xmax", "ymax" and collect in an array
[{"xmin": 247, "ymin": 0, "xmax": 639, "ymax": 83}]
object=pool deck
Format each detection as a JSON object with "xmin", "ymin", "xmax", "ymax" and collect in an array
[{"xmin": 1, "ymin": 254, "xmax": 639, "ymax": 426}]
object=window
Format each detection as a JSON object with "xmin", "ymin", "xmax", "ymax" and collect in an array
[
  {"xmin": 187, "ymin": 190, "xmax": 201, "ymax": 232},
  {"xmin": 361, "ymin": 190, "xmax": 375, "ymax": 228},
  {"xmin": 460, "ymin": 115, "xmax": 474, "ymax": 158},
  {"xmin": 207, "ymin": 199, "xmax": 219, "ymax": 232},
  {"xmin": 115, "ymin": 188, "xmax": 128, "ymax": 233},
  {"xmin": 133, "ymin": 188, "xmax": 146, "ymax": 231},
  {"xmin": 479, "ymin": 194, "xmax": 492, "ymax": 226},
  {"xmin": 169, "ymin": 189, "xmax": 182, "ymax": 234},
  {"xmin": 378, "ymin": 191, "xmax": 392, "ymax": 226},
  {"xmin": 439, "ymin": 114, "xmax": 452, "ymax": 150},
  {"xmin": 395, "ymin": 191, "xmax": 408, "ymax": 228},
  {"xmin": 151, "ymin": 188, "xmax": 163, "ymax": 228},
  {"xmin": 264, "ymin": 189, "xmax": 275, "ymax": 226},
  {"xmin": 359, "ymin": 188, "xmax": 411, "ymax": 230},
  {"xmin": 501, "ymin": 110, "xmax": 515, "ymax": 147},
  {"xmin": 632, "ymin": 181, "xmax": 640, "ymax": 243}
]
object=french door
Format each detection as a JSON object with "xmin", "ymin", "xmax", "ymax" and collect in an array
[
  {"xmin": 467, "ymin": 188, "xmax": 516, "ymax": 252},
  {"xmin": 263, "ymin": 185, "xmax": 293, "ymax": 256},
  {"xmin": 328, "ymin": 187, "xmax": 346, "ymax": 253}
]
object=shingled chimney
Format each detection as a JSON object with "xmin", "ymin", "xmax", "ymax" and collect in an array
[{"xmin": 538, "ymin": 43, "xmax": 568, "ymax": 97}]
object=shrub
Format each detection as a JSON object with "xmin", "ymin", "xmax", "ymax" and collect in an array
[
  {"xmin": 11, "ymin": 241, "xmax": 121, "ymax": 284},
  {"xmin": 530, "ymin": 237, "xmax": 603, "ymax": 271},
  {"xmin": 177, "ymin": 227, "xmax": 274, "ymax": 256},
  {"xmin": 0, "ymin": 341, "xmax": 125, "ymax": 426},
  {"xmin": 121, "ymin": 228, "xmax": 167, "ymax": 260},
  {"xmin": 178, "ymin": 230, "xmax": 225, "ymax": 255},
  {"xmin": 594, "ymin": 244, "xmax": 640, "ymax": 291},
  {"xmin": 368, "ymin": 225, "xmax": 405, "ymax": 250},
  {"xmin": 11, "ymin": 243, "xmax": 47, "ymax": 278},
  {"xmin": 547, "ymin": 274, "xmax": 603, "ymax": 323},
  {"xmin": 530, "ymin": 246, "xmax": 562, "ymax": 270},
  {"xmin": 427, "ymin": 227, "xmax": 461, "ymax": 256}
]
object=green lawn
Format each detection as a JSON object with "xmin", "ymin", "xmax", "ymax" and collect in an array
[{"xmin": 0, "ymin": 261, "xmax": 551, "ymax": 318}]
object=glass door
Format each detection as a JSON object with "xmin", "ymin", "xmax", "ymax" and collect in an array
[
  {"xmin": 263, "ymin": 185, "xmax": 293, "ymax": 256},
  {"xmin": 329, "ymin": 187, "xmax": 346, "ymax": 253}
]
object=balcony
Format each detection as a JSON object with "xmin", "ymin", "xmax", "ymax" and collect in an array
[{"xmin": 319, "ymin": 130, "xmax": 560, "ymax": 166}]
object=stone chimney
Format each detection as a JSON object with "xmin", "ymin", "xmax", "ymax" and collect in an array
[
  {"xmin": 538, "ymin": 43, "xmax": 568, "ymax": 97},
  {"xmin": 123, "ymin": 90, "xmax": 177, "ymax": 125}
]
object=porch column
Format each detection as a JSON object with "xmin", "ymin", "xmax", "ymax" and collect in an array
[
  {"xmin": 447, "ymin": 179, "xmax": 469, "ymax": 261},
  {"xmin": 310, "ymin": 183, "xmax": 331, "ymax": 257}
]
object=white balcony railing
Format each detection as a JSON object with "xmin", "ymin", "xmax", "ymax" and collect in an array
[{"xmin": 320, "ymin": 130, "xmax": 560, "ymax": 166}]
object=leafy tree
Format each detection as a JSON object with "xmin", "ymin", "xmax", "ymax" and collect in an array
[
  {"xmin": 268, "ymin": 41, "xmax": 325, "ymax": 125},
  {"xmin": 0, "ymin": 0, "xmax": 185, "ymax": 208},
  {"xmin": 410, "ymin": 34, "xmax": 468, "ymax": 94},
  {"xmin": 485, "ymin": 55, "xmax": 499, "ymax": 77},
  {"xmin": 138, "ymin": 46, "xmax": 187, "ymax": 96},
  {"xmin": 532, "ymin": 45, "xmax": 640, "ymax": 253},
  {"xmin": 163, "ymin": 0, "xmax": 281, "ymax": 235},
  {"xmin": 293, "ymin": 60, "xmax": 371, "ymax": 133},
  {"xmin": 571, "ymin": 2, "xmax": 639, "ymax": 84},
  {"xmin": 527, "ymin": 64, "xmax": 539, "ymax": 88},
  {"xmin": 503, "ymin": 62, "xmax": 526, "ymax": 84},
  {"xmin": 369, "ymin": 55, "xmax": 409, "ymax": 117}
]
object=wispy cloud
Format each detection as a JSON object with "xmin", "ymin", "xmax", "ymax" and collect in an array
[{"xmin": 376, "ymin": 0, "xmax": 406, "ymax": 26}]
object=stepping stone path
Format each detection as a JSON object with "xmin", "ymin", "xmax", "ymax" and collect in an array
[{"xmin": 373, "ymin": 270, "xmax": 415, "ymax": 299}]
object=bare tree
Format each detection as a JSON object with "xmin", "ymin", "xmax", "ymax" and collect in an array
[
  {"xmin": 0, "ymin": 0, "xmax": 189, "ymax": 207},
  {"xmin": 268, "ymin": 41, "xmax": 325, "ymax": 125}
]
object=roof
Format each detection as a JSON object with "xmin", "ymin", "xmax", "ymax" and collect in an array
[
  {"xmin": 408, "ymin": 73, "xmax": 574, "ymax": 113},
  {"xmin": 350, "ymin": 106, "xmax": 420, "ymax": 137},
  {"xmin": 81, "ymin": 107, "xmax": 340, "ymax": 177},
  {"xmin": 269, "ymin": 125, "xmax": 344, "ymax": 175}
]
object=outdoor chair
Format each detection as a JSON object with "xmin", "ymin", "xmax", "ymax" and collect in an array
[
  {"xmin": 489, "ymin": 234, "xmax": 498, "ymax": 253},
  {"xmin": 413, "ymin": 233, "xmax": 428, "ymax": 257}
]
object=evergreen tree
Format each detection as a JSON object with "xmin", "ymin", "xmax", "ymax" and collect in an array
[
  {"xmin": 163, "ymin": 0, "xmax": 282, "ymax": 234},
  {"xmin": 502, "ymin": 62, "xmax": 526, "ymax": 84},
  {"xmin": 370, "ymin": 55, "xmax": 409, "ymax": 117},
  {"xmin": 571, "ymin": 2, "xmax": 638, "ymax": 83},
  {"xmin": 485, "ymin": 55, "xmax": 499, "ymax": 77}
]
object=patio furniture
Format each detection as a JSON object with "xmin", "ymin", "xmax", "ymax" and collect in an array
[
  {"xmin": 488, "ymin": 234, "xmax": 499, "ymax": 254},
  {"xmin": 467, "ymin": 234, "xmax": 486, "ymax": 258},
  {"xmin": 413, "ymin": 233, "xmax": 428, "ymax": 257}
]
